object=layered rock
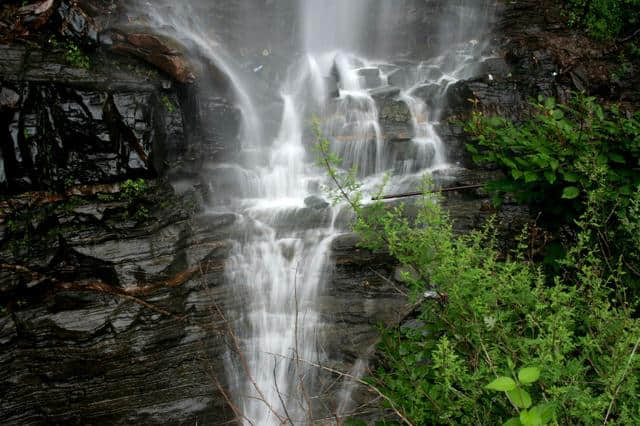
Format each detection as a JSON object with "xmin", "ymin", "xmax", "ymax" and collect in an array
[{"xmin": 0, "ymin": 43, "xmax": 184, "ymax": 192}]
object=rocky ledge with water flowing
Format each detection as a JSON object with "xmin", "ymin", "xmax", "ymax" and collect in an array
[{"xmin": 1, "ymin": 0, "xmax": 635, "ymax": 424}]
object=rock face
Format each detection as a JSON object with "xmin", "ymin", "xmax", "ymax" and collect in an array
[{"xmin": 0, "ymin": 44, "xmax": 184, "ymax": 192}]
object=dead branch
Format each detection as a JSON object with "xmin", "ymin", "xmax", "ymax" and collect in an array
[
  {"xmin": 372, "ymin": 184, "xmax": 484, "ymax": 201},
  {"xmin": 264, "ymin": 351, "xmax": 414, "ymax": 426}
]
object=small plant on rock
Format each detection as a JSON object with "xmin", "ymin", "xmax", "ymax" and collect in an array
[
  {"xmin": 120, "ymin": 178, "xmax": 148, "ymax": 201},
  {"xmin": 64, "ymin": 43, "xmax": 91, "ymax": 69}
]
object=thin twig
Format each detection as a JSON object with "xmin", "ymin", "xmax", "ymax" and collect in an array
[
  {"xmin": 263, "ymin": 351, "xmax": 414, "ymax": 426},
  {"xmin": 368, "ymin": 266, "xmax": 407, "ymax": 296},
  {"xmin": 604, "ymin": 334, "xmax": 640, "ymax": 424},
  {"xmin": 272, "ymin": 357, "xmax": 294, "ymax": 425}
]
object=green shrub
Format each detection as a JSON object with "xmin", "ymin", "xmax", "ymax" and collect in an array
[
  {"xmin": 464, "ymin": 94, "xmax": 640, "ymax": 217},
  {"xmin": 354, "ymin": 193, "xmax": 639, "ymax": 425},
  {"xmin": 566, "ymin": 0, "xmax": 640, "ymax": 41},
  {"xmin": 464, "ymin": 93, "xmax": 640, "ymax": 287},
  {"xmin": 316, "ymin": 121, "xmax": 640, "ymax": 425}
]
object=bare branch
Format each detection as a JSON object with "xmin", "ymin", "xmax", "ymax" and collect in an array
[{"xmin": 263, "ymin": 351, "xmax": 414, "ymax": 426}]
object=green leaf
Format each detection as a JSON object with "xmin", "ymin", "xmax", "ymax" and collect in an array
[
  {"xmin": 544, "ymin": 97, "xmax": 556, "ymax": 109},
  {"xmin": 486, "ymin": 376, "xmax": 517, "ymax": 392},
  {"xmin": 562, "ymin": 171, "xmax": 579, "ymax": 182},
  {"xmin": 507, "ymin": 388, "xmax": 533, "ymax": 409},
  {"xmin": 520, "ymin": 408, "xmax": 543, "ymax": 426},
  {"xmin": 552, "ymin": 109, "xmax": 564, "ymax": 120},
  {"xmin": 544, "ymin": 170, "xmax": 556, "ymax": 184},
  {"xmin": 608, "ymin": 152, "xmax": 626, "ymax": 164},
  {"xmin": 524, "ymin": 171, "xmax": 538, "ymax": 183},
  {"xmin": 518, "ymin": 367, "xmax": 541, "ymax": 384},
  {"xmin": 512, "ymin": 169, "xmax": 523, "ymax": 180},
  {"xmin": 549, "ymin": 159, "xmax": 560, "ymax": 170},
  {"xmin": 536, "ymin": 403, "xmax": 556, "ymax": 423},
  {"xmin": 466, "ymin": 144, "xmax": 478, "ymax": 154},
  {"xmin": 561, "ymin": 186, "xmax": 580, "ymax": 199},
  {"xmin": 504, "ymin": 418, "xmax": 522, "ymax": 426}
]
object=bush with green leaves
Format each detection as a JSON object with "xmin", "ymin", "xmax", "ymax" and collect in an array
[
  {"xmin": 316, "ymin": 122, "xmax": 640, "ymax": 425},
  {"xmin": 464, "ymin": 93, "xmax": 640, "ymax": 286},
  {"xmin": 464, "ymin": 94, "xmax": 640, "ymax": 217},
  {"xmin": 565, "ymin": 0, "xmax": 640, "ymax": 41},
  {"xmin": 120, "ymin": 178, "xmax": 148, "ymax": 201}
]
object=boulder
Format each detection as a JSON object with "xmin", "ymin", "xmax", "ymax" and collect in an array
[
  {"xmin": 325, "ymin": 75, "xmax": 340, "ymax": 98},
  {"xmin": 411, "ymin": 83, "xmax": 444, "ymax": 107},
  {"xmin": 369, "ymin": 86, "xmax": 401, "ymax": 101},
  {"xmin": 55, "ymin": 0, "xmax": 99, "ymax": 46},
  {"xmin": 304, "ymin": 195, "xmax": 330, "ymax": 209},
  {"xmin": 357, "ymin": 67, "xmax": 382, "ymax": 89},
  {"xmin": 387, "ymin": 67, "xmax": 415, "ymax": 88},
  {"xmin": 108, "ymin": 31, "xmax": 196, "ymax": 83}
]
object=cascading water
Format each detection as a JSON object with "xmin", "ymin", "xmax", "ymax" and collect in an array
[{"xmin": 133, "ymin": 0, "xmax": 496, "ymax": 423}]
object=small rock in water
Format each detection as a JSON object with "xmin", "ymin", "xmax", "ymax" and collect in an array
[
  {"xmin": 357, "ymin": 67, "xmax": 382, "ymax": 89},
  {"xmin": 423, "ymin": 66, "xmax": 444, "ymax": 82},
  {"xmin": 325, "ymin": 76, "xmax": 340, "ymax": 98},
  {"xmin": 387, "ymin": 68, "xmax": 414, "ymax": 88},
  {"xmin": 304, "ymin": 195, "xmax": 330, "ymax": 209},
  {"xmin": 369, "ymin": 86, "xmax": 401, "ymax": 101}
]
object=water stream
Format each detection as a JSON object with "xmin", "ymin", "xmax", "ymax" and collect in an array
[{"xmin": 134, "ymin": 1, "xmax": 495, "ymax": 423}]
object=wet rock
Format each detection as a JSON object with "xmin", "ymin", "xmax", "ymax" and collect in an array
[
  {"xmin": 411, "ymin": 82, "xmax": 444, "ymax": 108},
  {"xmin": 373, "ymin": 87, "xmax": 412, "ymax": 143},
  {"xmin": 479, "ymin": 57, "xmax": 512, "ymax": 79},
  {"xmin": 387, "ymin": 68, "xmax": 412, "ymax": 88},
  {"xmin": 357, "ymin": 67, "xmax": 382, "ymax": 89},
  {"xmin": 369, "ymin": 86, "xmax": 401, "ymax": 100},
  {"xmin": 108, "ymin": 31, "xmax": 196, "ymax": 83},
  {"xmin": 325, "ymin": 75, "xmax": 340, "ymax": 98},
  {"xmin": 56, "ymin": 0, "xmax": 99, "ymax": 46},
  {"xmin": 421, "ymin": 65, "xmax": 444, "ymax": 81},
  {"xmin": 0, "ymin": 87, "xmax": 19, "ymax": 110},
  {"xmin": 0, "ymin": 44, "xmax": 184, "ymax": 192},
  {"xmin": 304, "ymin": 195, "xmax": 330, "ymax": 210}
]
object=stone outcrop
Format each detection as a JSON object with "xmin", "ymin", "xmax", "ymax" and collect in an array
[{"xmin": 0, "ymin": 44, "xmax": 183, "ymax": 192}]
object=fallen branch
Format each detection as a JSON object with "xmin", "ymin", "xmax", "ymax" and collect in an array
[{"xmin": 372, "ymin": 184, "xmax": 484, "ymax": 201}]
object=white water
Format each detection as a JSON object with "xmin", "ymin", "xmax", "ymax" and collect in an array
[{"xmin": 133, "ymin": 0, "xmax": 496, "ymax": 423}]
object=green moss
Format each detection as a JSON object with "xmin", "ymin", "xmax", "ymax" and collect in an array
[{"xmin": 161, "ymin": 95, "xmax": 175, "ymax": 113}]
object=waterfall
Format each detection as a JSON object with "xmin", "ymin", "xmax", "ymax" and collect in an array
[{"xmin": 131, "ymin": 0, "xmax": 496, "ymax": 423}]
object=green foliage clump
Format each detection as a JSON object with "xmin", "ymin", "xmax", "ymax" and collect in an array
[
  {"xmin": 316, "ymin": 117, "xmax": 640, "ymax": 425},
  {"xmin": 465, "ymin": 94, "xmax": 640, "ymax": 216},
  {"xmin": 566, "ymin": 0, "xmax": 640, "ymax": 41},
  {"xmin": 63, "ymin": 43, "xmax": 91, "ymax": 70},
  {"xmin": 161, "ymin": 95, "xmax": 175, "ymax": 113},
  {"xmin": 119, "ymin": 178, "xmax": 153, "ymax": 223},
  {"xmin": 465, "ymin": 93, "xmax": 640, "ymax": 287},
  {"xmin": 120, "ymin": 178, "xmax": 148, "ymax": 201},
  {"xmin": 355, "ymin": 193, "xmax": 640, "ymax": 425}
]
